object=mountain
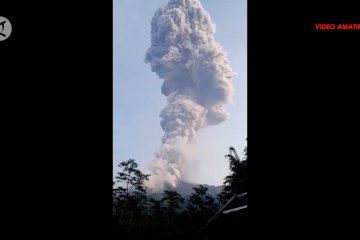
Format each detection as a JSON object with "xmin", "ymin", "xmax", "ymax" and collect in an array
[{"xmin": 148, "ymin": 180, "xmax": 223, "ymax": 200}]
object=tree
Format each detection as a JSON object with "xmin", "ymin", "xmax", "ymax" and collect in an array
[
  {"xmin": 114, "ymin": 159, "xmax": 150, "ymax": 224},
  {"xmin": 187, "ymin": 185, "xmax": 218, "ymax": 216},
  {"xmin": 148, "ymin": 197, "xmax": 164, "ymax": 216},
  {"xmin": 218, "ymin": 146, "xmax": 248, "ymax": 205},
  {"xmin": 161, "ymin": 190, "xmax": 185, "ymax": 219}
]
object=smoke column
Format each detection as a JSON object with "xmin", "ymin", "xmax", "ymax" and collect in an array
[{"xmin": 145, "ymin": 0, "xmax": 237, "ymax": 191}]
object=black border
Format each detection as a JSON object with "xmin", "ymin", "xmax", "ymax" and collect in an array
[
  {"xmin": 248, "ymin": 0, "xmax": 360, "ymax": 235},
  {"xmin": 3, "ymin": 0, "xmax": 360, "ymax": 237},
  {"xmin": 3, "ymin": 1, "xmax": 113, "ymax": 236}
]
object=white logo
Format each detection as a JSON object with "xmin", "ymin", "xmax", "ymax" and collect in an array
[{"xmin": 0, "ymin": 16, "xmax": 12, "ymax": 41}]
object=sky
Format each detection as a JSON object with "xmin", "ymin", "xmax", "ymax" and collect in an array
[{"xmin": 113, "ymin": 0, "xmax": 247, "ymax": 186}]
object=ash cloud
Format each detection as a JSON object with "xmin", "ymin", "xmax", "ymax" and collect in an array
[{"xmin": 145, "ymin": 0, "xmax": 237, "ymax": 191}]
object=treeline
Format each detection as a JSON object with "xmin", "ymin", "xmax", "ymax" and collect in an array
[{"xmin": 112, "ymin": 146, "xmax": 247, "ymax": 238}]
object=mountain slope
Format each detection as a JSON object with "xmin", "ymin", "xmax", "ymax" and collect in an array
[{"xmin": 148, "ymin": 180, "xmax": 223, "ymax": 200}]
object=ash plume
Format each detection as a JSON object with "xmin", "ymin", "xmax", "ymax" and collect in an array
[{"xmin": 145, "ymin": 0, "xmax": 237, "ymax": 191}]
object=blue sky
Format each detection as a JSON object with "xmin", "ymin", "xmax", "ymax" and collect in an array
[{"xmin": 113, "ymin": 0, "xmax": 247, "ymax": 186}]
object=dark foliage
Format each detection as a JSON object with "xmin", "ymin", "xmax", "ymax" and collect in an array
[
  {"xmin": 113, "ymin": 159, "xmax": 149, "ymax": 225},
  {"xmin": 113, "ymin": 145, "xmax": 247, "ymax": 239},
  {"xmin": 218, "ymin": 146, "xmax": 248, "ymax": 205}
]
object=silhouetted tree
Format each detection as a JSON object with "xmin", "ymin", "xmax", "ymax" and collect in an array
[
  {"xmin": 161, "ymin": 190, "xmax": 185, "ymax": 220},
  {"xmin": 149, "ymin": 197, "xmax": 164, "ymax": 215},
  {"xmin": 188, "ymin": 185, "xmax": 218, "ymax": 218},
  {"xmin": 114, "ymin": 159, "xmax": 150, "ymax": 225},
  {"xmin": 179, "ymin": 185, "xmax": 218, "ymax": 231},
  {"xmin": 218, "ymin": 146, "xmax": 248, "ymax": 205}
]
